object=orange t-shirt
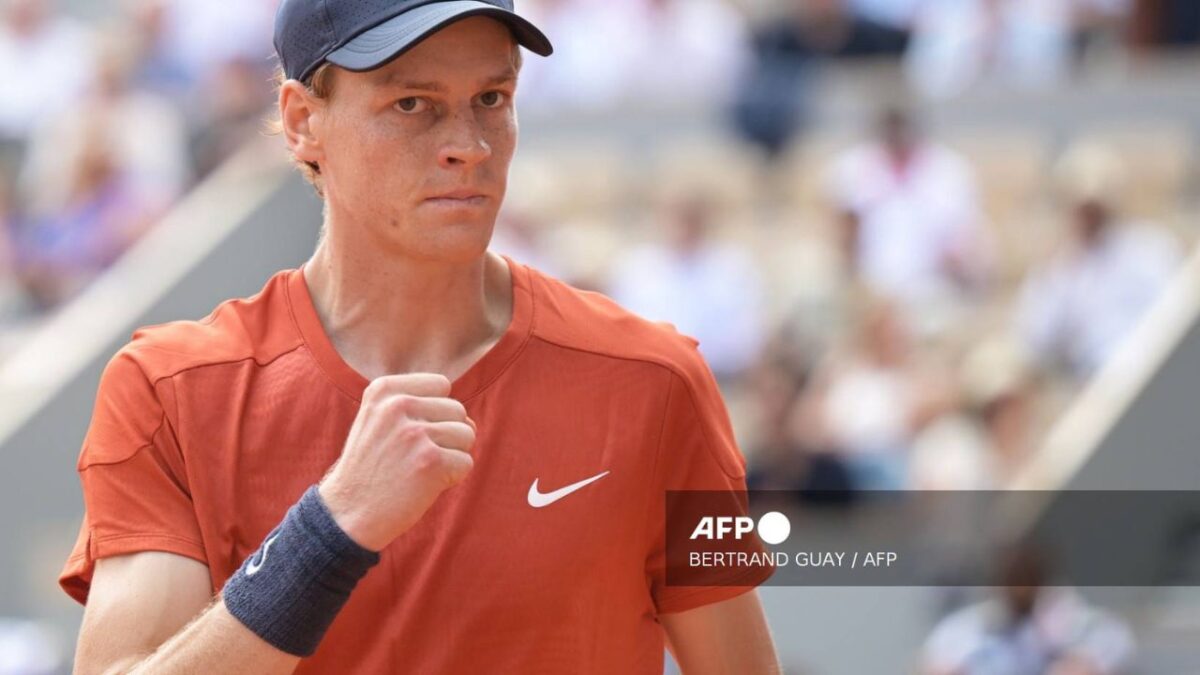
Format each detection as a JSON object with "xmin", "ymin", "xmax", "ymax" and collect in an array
[{"xmin": 60, "ymin": 255, "xmax": 762, "ymax": 673}]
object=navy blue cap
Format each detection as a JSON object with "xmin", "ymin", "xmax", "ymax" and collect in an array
[{"xmin": 274, "ymin": 0, "xmax": 553, "ymax": 83}]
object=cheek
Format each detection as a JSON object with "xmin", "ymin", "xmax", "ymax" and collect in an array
[
  {"xmin": 327, "ymin": 120, "xmax": 428, "ymax": 196},
  {"xmin": 483, "ymin": 114, "xmax": 518, "ymax": 173}
]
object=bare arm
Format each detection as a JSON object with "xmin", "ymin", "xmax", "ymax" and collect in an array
[
  {"xmin": 661, "ymin": 590, "xmax": 782, "ymax": 675},
  {"xmin": 75, "ymin": 373, "xmax": 474, "ymax": 674},
  {"xmin": 75, "ymin": 552, "xmax": 300, "ymax": 675}
]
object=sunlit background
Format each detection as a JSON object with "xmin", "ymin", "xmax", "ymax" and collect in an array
[{"xmin": 1, "ymin": 0, "xmax": 1198, "ymax": 672}]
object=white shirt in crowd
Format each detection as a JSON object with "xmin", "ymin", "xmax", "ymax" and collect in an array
[
  {"xmin": 827, "ymin": 140, "xmax": 986, "ymax": 306},
  {"xmin": 0, "ymin": 13, "xmax": 92, "ymax": 140},
  {"xmin": 905, "ymin": 0, "xmax": 1133, "ymax": 99},
  {"xmin": 1019, "ymin": 224, "xmax": 1180, "ymax": 377},
  {"xmin": 517, "ymin": 0, "xmax": 747, "ymax": 112}
]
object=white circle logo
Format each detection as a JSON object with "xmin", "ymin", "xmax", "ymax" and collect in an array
[{"xmin": 757, "ymin": 511, "xmax": 791, "ymax": 545}]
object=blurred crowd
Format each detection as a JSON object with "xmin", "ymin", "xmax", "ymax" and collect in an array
[
  {"xmin": 0, "ymin": 0, "xmax": 277, "ymax": 325},
  {"xmin": 0, "ymin": 0, "xmax": 1194, "ymax": 318},
  {"xmin": 2, "ymin": 0, "xmax": 1198, "ymax": 671},
  {"xmin": 499, "ymin": 95, "xmax": 1191, "ymax": 501}
]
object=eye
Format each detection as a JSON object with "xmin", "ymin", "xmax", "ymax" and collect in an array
[
  {"xmin": 394, "ymin": 97, "xmax": 429, "ymax": 114},
  {"xmin": 477, "ymin": 91, "xmax": 507, "ymax": 108}
]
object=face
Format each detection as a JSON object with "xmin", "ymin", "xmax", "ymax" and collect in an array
[{"xmin": 287, "ymin": 17, "xmax": 520, "ymax": 263}]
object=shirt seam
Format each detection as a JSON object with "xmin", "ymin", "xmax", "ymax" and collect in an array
[
  {"xmin": 145, "ymin": 345, "xmax": 308, "ymax": 389},
  {"xmin": 642, "ymin": 371, "xmax": 676, "ymax": 592}
]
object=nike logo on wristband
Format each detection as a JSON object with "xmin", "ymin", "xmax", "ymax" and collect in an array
[
  {"xmin": 527, "ymin": 471, "xmax": 610, "ymax": 508},
  {"xmin": 246, "ymin": 534, "xmax": 279, "ymax": 576}
]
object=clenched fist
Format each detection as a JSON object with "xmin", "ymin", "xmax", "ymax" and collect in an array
[{"xmin": 318, "ymin": 373, "xmax": 475, "ymax": 551}]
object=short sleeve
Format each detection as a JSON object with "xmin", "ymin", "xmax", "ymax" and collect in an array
[
  {"xmin": 645, "ymin": 352, "xmax": 772, "ymax": 615},
  {"xmin": 59, "ymin": 349, "xmax": 207, "ymax": 605}
]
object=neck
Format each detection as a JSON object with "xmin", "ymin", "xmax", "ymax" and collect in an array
[{"xmin": 302, "ymin": 219, "xmax": 512, "ymax": 383}]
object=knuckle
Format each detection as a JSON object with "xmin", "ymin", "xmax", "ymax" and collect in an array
[
  {"xmin": 397, "ymin": 421, "xmax": 429, "ymax": 445},
  {"xmin": 460, "ymin": 423, "xmax": 477, "ymax": 448},
  {"xmin": 443, "ymin": 452, "xmax": 474, "ymax": 486},
  {"xmin": 389, "ymin": 394, "xmax": 414, "ymax": 416},
  {"xmin": 425, "ymin": 373, "xmax": 452, "ymax": 394},
  {"xmin": 363, "ymin": 378, "xmax": 386, "ymax": 400},
  {"xmin": 412, "ymin": 445, "xmax": 444, "ymax": 473}
]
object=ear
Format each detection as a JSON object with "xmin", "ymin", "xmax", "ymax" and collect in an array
[{"xmin": 279, "ymin": 80, "xmax": 325, "ymax": 167}]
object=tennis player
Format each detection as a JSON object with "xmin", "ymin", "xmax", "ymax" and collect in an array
[{"xmin": 59, "ymin": 1, "xmax": 781, "ymax": 672}]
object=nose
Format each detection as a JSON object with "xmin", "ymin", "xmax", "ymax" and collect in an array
[{"xmin": 438, "ymin": 110, "xmax": 492, "ymax": 170}]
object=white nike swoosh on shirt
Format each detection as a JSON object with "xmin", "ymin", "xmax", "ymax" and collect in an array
[
  {"xmin": 246, "ymin": 534, "xmax": 278, "ymax": 576},
  {"xmin": 527, "ymin": 471, "xmax": 611, "ymax": 508}
]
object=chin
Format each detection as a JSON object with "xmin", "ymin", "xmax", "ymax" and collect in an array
[{"xmin": 402, "ymin": 219, "xmax": 497, "ymax": 265}]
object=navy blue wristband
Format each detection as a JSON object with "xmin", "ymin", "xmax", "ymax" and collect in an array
[{"xmin": 222, "ymin": 486, "xmax": 380, "ymax": 657}]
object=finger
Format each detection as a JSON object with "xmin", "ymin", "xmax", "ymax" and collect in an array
[
  {"xmin": 400, "ymin": 396, "xmax": 468, "ymax": 424},
  {"xmin": 438, "ymin": 447, "xmax": 474, "ymax": 486},
  {"xmin": 368, "ymin": 373, "xmax": 451, "ymax": 398},
  {"xmin": 424, "ymin": 421, "xmax": 476, "ymax": 453}
]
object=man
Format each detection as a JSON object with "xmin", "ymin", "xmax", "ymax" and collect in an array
[
  {"xmin": 922, "ymin": 547, "xmax": 1134, "ymax": 674},
  {"xmin": 1019, "ymin": 141, "xmax": 1180, "ymax": 379},
  {"xmin": 58, "ymin": 1, "xmax": 781, "ymax": 673},
  {"xmin": 826, "ymin": 107, "xmax": 989, "ymax": 314}
]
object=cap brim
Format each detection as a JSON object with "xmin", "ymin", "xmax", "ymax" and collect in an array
[{"xmin": 326, "ymin": 1, "xmax": 553, "ymax": 73}]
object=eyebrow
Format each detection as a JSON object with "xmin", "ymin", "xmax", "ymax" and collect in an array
[{"xmin": 379, "ymin": 70, "xmax": 518, "ymax": 92}]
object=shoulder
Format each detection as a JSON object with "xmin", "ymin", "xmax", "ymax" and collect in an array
[
  {"xmin": 106, "ymin": 269, "xmax": 302, "ymax": 387},
  {"xmin": 522, "ymin": 263, "xmax": 713, "ymax": 388}
]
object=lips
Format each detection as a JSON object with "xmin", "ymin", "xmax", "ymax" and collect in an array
[{"xmin": 426, "ymin": 189, "xmax": 488, "ymax": 202}]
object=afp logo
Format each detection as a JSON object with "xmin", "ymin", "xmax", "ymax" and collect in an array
[{"xmin": 689, "ymin": 511, "xmax": 791, "ymax": 545}]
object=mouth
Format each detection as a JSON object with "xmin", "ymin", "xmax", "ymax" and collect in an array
[{"xmin": 424, "ymin": 190, "xmax": 490, "ymax": 207}]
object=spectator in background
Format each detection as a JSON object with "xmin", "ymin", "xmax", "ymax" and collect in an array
[
  {"xmin": 797, "ymin": 295, "xmax": 951, "ymax": 490},
  {"xmin": 731, "ymin": 0, "xmax": 908, "ymax": 156},
  {"xmin": 826, "ymin": 107, "xmax": 990, "ymax": 322},
  {"xmin": 122, "ymin": 0, "xmax": 200, "ymax": 99},
  {"xmin": 620, "ymin": 0, "xmax": 749, "ymax": 107},
  {"xmin": 0, "ymin": 0, "xmax": 92, "ymax": 142},
  {"xmin": 608, "ymin": 195, "xmax": 766, "ymax": 382},
  {"xmin": 1018, "ymin": 142, "xmax": 1181, "ymax": 379},
  {"xmin": 136, "ymin": 0, "xmax": 276, "ymax": 95},
  {"xmin": 745, "ymin": 332, "xmax": 857, "ymax": 500},
  {"xmin": 1128, "ymin": 0, "xmax": 1200, "ymax": 49},
  {"xmin": 12, "ymin": 120, "xmax": 159, "ymax": 308},
  {"xmin": 849, "ymin": 0, "xmax": 922, "ymax": 33},
  {"xmin": 519, "ymin": 0, "xmax": 747, "ymax": 112},
  {"xmin": 909, "ymin": 338, "xmax": 1039, "ymax": 490},
  {"xmin": 905, "ymin": 0, "xmax": 1130, "ymax": 100},
  {"xmin": 922, "ymin": 546, "xmax": 1135, "ymax": 674},
  {"xmin": 20, "ymin": 31, "xmax": 188, "ymax": 223}
]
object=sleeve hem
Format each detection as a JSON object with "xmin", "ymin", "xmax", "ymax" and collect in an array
[
  {"xmin": 59, "ymin": 532, "xmax": 208, "ymax": 606},
  {"xmin": 654, "ymin": 564, "xmax": 774, "ymax": 615},
  {"xmin": 655, "ymin": 583, "xmax": 759, "ymax": 616},
  {"xmin": 92, "ymin": 532, "xmax": 207, "ymax": 563}
]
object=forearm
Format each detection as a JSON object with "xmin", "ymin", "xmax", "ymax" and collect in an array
[
  {"xmin": 80, "ymin": 488, "xmax": 379, "ymax": 675},
  {"xmin": 117, "ymin": 600, "xmax": 300, "ymax": 675}
]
